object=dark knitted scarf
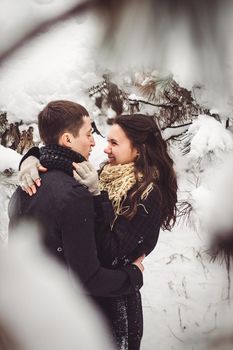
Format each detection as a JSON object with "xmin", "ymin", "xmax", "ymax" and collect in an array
[{"xmin": 40, "ymin": 144, "xmax": 86, "ymax": 176}]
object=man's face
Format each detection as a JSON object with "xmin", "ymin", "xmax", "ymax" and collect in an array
[{"xmin": 70, "ymin": 116, "xmax": 95, "ymax": 159}]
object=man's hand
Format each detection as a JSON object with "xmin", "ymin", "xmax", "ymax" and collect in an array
[
  {"xmin": 72, "ymin": 161, "xmax": 100, "ymax": 196},
  {"xmin": 19, "ymin": 156, "xmax": 47, "ymax": 196},
  {"xmin": 132, "ymin": 254, "xmax": 145, "ymax": 272}
]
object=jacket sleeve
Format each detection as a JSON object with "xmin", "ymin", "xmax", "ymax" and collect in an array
[
  {"xmin": 19, "ymin": 147, "xmax": 40, "ymax": 170},
  {"xmin": 94, "ymin": 188, "xmax": 162, "ymax": 266},
  {"xmin": 59, "ymin": 185, "xmax": 143, "ymax": 297}
]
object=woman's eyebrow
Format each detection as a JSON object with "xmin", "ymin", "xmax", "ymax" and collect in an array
[{"xmin": 108, "ymin": 137, "xmax": 117, "ymax": 142}]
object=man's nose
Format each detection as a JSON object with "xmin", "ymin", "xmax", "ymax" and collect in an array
[{"xmin": 91, "ymin": 135, "xmax": 95, "ymax": 146}]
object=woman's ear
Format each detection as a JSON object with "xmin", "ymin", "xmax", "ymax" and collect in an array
[
  {"xmin": 136, "ymin": 152, "xmax": 140, "ymax": 160},
  {"xmin": 134, "ymin": 148, "xmax": 140, "ymax": 161},
  {"xmin": 58, "ymin": 132, "xmax": 72, "ymax": 148}
]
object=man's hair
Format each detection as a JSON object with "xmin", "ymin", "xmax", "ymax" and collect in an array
[{"xmin": 38, "ymin": 100, "xmax": 89, "ymax": 145}]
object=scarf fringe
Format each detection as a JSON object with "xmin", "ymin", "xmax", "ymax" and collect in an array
[
  {"xmin": 99, "ymin": 163, "xmax": 136, "ymax": 215},
  {"xmin": 99, "ymin": 162, "xmax": 154, "ymax": 217}
]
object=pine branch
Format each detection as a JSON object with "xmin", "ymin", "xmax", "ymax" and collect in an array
[
  {"xmin": 129, "ymin": 98, "xmax": 179, "ymax": 108},
  {"xmin": 161, "ymin": 122, "xmax": 192, "ymax": 130},
  {"xmin": 176, "ymin": 200, "xmax": 193, "ymax": 227}
]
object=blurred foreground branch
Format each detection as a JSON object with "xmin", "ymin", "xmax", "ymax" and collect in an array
[{"xmin": 0, "ymin": 0, "xmax": 96, "ymax": 65}]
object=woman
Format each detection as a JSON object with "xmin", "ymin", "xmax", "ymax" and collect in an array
[
  {"xmin": 18, "ymin": 113, "xmax": 177, "ymax": 350},
  {"xmin": 72, "ymin": 114, "xmax": 177, "ymax": 349}
]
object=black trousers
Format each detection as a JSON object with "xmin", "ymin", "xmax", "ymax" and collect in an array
[{"xmin": 94, "ymin": 291, "xmax": 143, "ymax": 350}]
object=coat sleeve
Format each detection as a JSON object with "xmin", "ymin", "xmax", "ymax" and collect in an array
[
  {"xmin": 94, "ymin": 189, "xmax": 162, "ymax": 266},
  {"xmin": 59, "ymin": 185, "xmax": 143, "ymax": 297}
]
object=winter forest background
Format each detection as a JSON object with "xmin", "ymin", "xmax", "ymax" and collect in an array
[{"xmin": 1, "ymin": 1, "xmax": 233, "ymax": 349}]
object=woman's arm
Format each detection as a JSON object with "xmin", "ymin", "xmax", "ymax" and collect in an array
[
  {"xmin": 18, "ymin": 147, "xmax": 47, "ymax": 195},
  {"xmin": 72, "ymin": 164, "xmax": 162, "ymax": 264},
  {"xmin": 95, "ymin": 188, "xmax": 162, "ymax": 267},
  {"xmin": 19, "ymin": 147, "xmax": 40, "ymax": 169}
]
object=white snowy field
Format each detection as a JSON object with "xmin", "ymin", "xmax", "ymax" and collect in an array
[{"xmin": 142, "ymin": 226, "xmax": 233, "ymax": 350}]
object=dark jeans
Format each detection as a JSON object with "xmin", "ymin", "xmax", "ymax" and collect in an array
[{"xmin": 94, "ymin": 291, "xmax": 143, "ymax": 350}]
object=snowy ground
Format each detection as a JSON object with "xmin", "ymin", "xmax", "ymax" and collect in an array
[{"xmin": 142, "ymin": 226, "xmax": 233, "ymax": 350}]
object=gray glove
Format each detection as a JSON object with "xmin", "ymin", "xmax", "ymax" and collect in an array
[
  {"xmin": 73, "ymin": 161, "xmax": 100, "ymax": 196},
  {"xmin": 19, "ymin": 156, "xmax": 41, "ymax": 191}
]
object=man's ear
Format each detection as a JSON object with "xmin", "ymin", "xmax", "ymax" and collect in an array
[{"xmin": 58, "ymin": 132, "xmax": 72, "ymax": 147}]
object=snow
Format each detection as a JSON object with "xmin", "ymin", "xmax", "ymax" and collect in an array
[
  {"xmin": 128, "ymin": 93, "xmax": 144, "ymax": 101},
  {"xmin": 0, "ymin": 2, "xmax": 233, "ymax": 349},
  {"xmin": 106, "ymin": 107, "xmax": 117, "ymax": 119},
  {"xmin": 0, "ymin": 146, "xmax": 21, "ymax": 244},
  {"xmin": 188, "ymin": 115, "xmax": 233, "ymax": 162},
  {"xmin": 162, "ymin": 124, "xmax": 191, "ymax": 141},
  {"xmin": 183, "ymin": 116, "xmax": 233, "ymax": 236},
  {"xmin": 0, "ymin": 17, "xmax": 101, "ymax": 123},
  {"xmin": 0, "ymin": 145, "xmax": 22, "ymax": 172},
  {"xmin": 142, "ymin": 226, "xmax": 233, "ymax": 350},
  {"xmin": 89, "ymin": 133, "xmax": 107, "ymax": 169},
  {"xmin": 0, "ymin": 0, "xmax": 83, "ymax": 53}
]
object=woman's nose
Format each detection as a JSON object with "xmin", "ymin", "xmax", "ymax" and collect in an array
[{"xmin": 104, "ymin": 145, "xmax": 111, "ymax": 154}]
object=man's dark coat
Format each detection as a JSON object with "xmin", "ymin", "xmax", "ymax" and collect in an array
[{"xmin": 8, "ymin": 169, "xmax": 142, "ymax": 297}]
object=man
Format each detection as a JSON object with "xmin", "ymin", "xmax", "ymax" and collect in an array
[{"xmin": 8, "ymin": 100, "xmax": 143, "ymax": 297}]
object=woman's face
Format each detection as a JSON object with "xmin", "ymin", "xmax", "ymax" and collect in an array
[{"xmin": 104, "ymin": 124, "xmax": 138, "ymax": 165}]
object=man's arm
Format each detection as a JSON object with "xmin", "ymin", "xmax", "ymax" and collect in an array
[{"xmin": 60, "ymin": 185, "xmax": 143, "ymax": 297}]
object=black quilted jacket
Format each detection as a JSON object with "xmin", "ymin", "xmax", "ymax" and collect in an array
[{"xmin": 94, "ymin": 187, "xmax": 162, "ymax": 269}]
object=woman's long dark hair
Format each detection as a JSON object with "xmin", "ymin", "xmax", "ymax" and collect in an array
[{"xmin": 113, "ymin": 114, "xmax": 177, "ymax": 230}]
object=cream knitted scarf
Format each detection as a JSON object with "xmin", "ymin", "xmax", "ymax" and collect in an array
[{"xmin": 99, "ymin": 162, "xmax": 154, "ymax": 216}]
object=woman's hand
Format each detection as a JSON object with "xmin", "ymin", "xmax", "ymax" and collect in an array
[
  {"xmin": 19, "ymin": 156, "xmax": 47, "ymax": 196},
  {"xmin": 72, "ymin": 161, "xmax": 100, "ymax": 196}
]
